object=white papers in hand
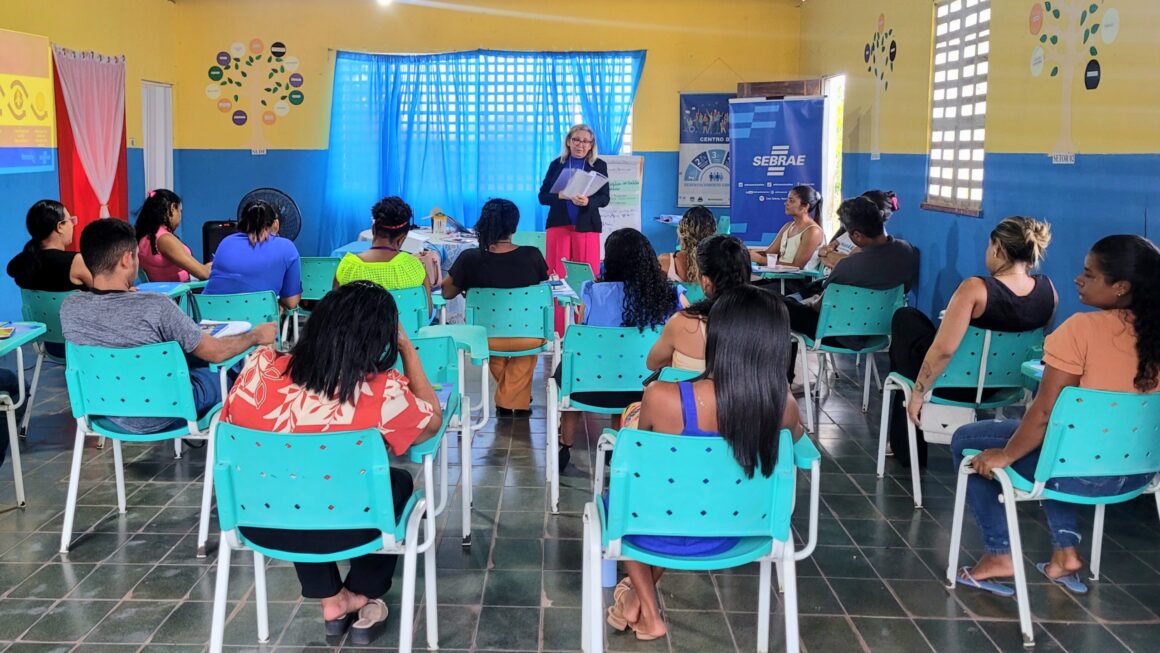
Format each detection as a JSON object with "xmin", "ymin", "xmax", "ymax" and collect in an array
[
  {"xmin": 199, "ymin": 320, "xmax": 252, "ymax": 338},
  {"xmin": 550, "ymin": 168, "xmax": 608, "ymax": 199}
]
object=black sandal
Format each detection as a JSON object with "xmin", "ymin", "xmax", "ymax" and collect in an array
[{"xmin": 323, "ymin": 611, "xmax": 357, "ymax": 637}]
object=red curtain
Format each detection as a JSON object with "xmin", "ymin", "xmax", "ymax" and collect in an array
[{"xmin": 53, "ymin": 58, "xmax": 129, "ymax": 251}]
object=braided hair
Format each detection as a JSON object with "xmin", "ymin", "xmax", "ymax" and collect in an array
[
  {"xmin": 474, "ymin": 198, "xmax": 519, "ymax": 251},
  {"xmin": 676, "ymin": 206, "xmax": 718, "ymax": 282}
]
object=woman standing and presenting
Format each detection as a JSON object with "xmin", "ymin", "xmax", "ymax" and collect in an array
[{"xmin": 538, "ymin": 124, "xmax": 610, "ymax": 278}]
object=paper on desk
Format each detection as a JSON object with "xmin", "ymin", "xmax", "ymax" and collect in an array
[{"xmin": 200, "ymin": 320, "xmax": 252, "ymax": 338}]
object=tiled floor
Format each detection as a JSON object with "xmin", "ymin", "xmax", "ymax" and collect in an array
[{"xmin": 1, "ymin": 352, "xmax": 1160, "ymax": 652}]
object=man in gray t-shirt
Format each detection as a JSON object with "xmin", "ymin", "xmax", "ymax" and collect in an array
[{"xmin": 61, "ymin": 218, "xmax": 277, "ymax": 434}]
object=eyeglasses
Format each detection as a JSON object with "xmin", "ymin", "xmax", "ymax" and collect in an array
[
  {"xmin": 568, "ymin": 137, "xmax": 594, "ymax": 145},
  {"xmin": 59, "ymin": 215, "xmax": 78, "ymax": 225}
]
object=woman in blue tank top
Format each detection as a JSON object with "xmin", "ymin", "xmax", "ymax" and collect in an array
[{"xmin": 608, "ymin": 285, "xmax": 807, "ymax": 641}]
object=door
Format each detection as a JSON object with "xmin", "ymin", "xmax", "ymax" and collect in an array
[{"xmin": 141, "ymin": 81, "xmax": 173, "ymax": 192}]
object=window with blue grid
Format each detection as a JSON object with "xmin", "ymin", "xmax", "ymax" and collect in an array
[{"xmin": 321, "ymin": 49, "xmax": 645, "ymax": 252}]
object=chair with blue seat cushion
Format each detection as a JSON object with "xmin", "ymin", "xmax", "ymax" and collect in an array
[
  {"xmin": 282, "ymin": 256, "xmax": 341, "ymax": 344},
  {"xmin": 877, "ymin": 326, "xmax": 1044, "ymax": 507},
  {"xmin": 791, "ymin": 284, "xmax": 905, "ymax": 432},
  {"xmin": 547, "ymin": 325, "xmax": 662, "ymax": 513},
  {"xmin": 61, "ymin": 341, "xmax": 221, "ymax": 557},
  {"xmin": 208, "ymin": 423, "xmax": 438, "ymax": 653},
  {"xmin": 947, "ymin": 387, "xmax": 1160, "ymax": 647},
  {"xmin": 584, "ymin": 427, "xmax": 821, "ymax": 653}
]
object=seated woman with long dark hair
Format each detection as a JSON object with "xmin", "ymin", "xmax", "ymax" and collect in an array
[
  {"xmin": 556, "ymin": 228, "xmax": 685, "ymax": 471},
  {"xmin": 950, "ymin": 235, "xmax": 1159, "ymax": 596},
  {"xmin": 610, "ymin": 285, "xmax": 805, "ymax": 640},
  {"xmin": 135, "ymin": 189, "xmax": 211, "ymax": 282},
  {"xmin": 646, "ymin": 234, "xmax": 751, "ymax": 373},
  {"xmin": 222, "ymin": 281, "xmax": 442, "ymax": 643},
  {"xmin": 6, "ymin": 199, "xmax": 91, "ymax": 291},
  {"xmin": 442, "ymin": 198, "xmax": 549, "ymax": 417}
]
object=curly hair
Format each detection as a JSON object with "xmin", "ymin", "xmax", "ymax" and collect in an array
[
  {"xmin": 602, "ymin": 228, "xmax": 678, "ymax": 331},
  {"xmin": 474, "ymin": 198, "xmax": 519, "ymax": 251},
  {"xmin": 371, "ymin": 196, "xmax": 414, "ymax": 240},
  {"xmin": 676, "ymin": 206, "xmax": 718, "ymax": 282},
  {"xmin": 1089, "ymin": 235, "xmax": 1160, "ymax": 392},
  {"xmin": 134, "ymin": 189, "xmax": 182, "ymax": 255},
  {"xmin": 683, "ymin": 234, "xmax": 751, "ymax": 317}
]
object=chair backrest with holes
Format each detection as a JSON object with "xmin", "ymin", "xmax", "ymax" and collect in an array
[
  {"xmin": 562, "ymin": 259, "xmax": 596, "ymax": 295},
  {"xmin": 1033, "ymin": 388, "xmax": 1160, "ymax": 483},
  {"xmin": 561, "ymin": 326, "xmax": 662, "ymax": 398},
  {"xmin": 193, "ymin": 291, "xmax": 279, "ymax": 328},
  {"xmin": 389, "ymin": 286, "xmax": 430, "ymax": 338},
  {"xmin": 213, "ymin": 423, "xmax": 406, "ymax": 557},
  {"xmin": 465, "ymin": 285, "xmax": 554, "ymax": 341},
  {"xmin": 406, "ymin": 335, "xmax": 459, "ymax": 389},
  {"xmin": 606, "ymin": 427, "xmax": 796, "ymax": 545},
  {"xmin": 932, "ymin": 327, "xmax": 1044, "ymax": 394},
  {"xmin": 814, "ymin": 284, "xmax": 905, "ymax": 340},
  {"xmin": 21, "ymin": 289, "xmax": 73, "ymax": 360},
  {"xmin": 299, "ymin": 257, "xmax": 341, "ymax": 302},
  {"xmin": 512, "ymin": 231, "xmax": 547, "ymax": 257},
  {"xmin": 65, "ymin": 341, "xmax": 198, "ymax": 423}
]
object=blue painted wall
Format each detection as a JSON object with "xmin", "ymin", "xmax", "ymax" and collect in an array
[{"xmin": 843, "ymin": 152, "xmax": 1160, "ymax": 323}]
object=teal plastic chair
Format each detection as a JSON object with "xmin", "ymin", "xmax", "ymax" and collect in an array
[
  {"xmin": 677, "ymin": 281, "xmax": 706, "ymax": 304},
  {"xmin": 790, "ymin": 284, "xmax": 905, "ymax": 432},
  {"xmin": 208, "ymin": 424, "xmax": 438, "ymax": 653},
  {"xmin": 512, "ymin": 231, "xmax": 547, "ymax": 257},
  {"xmin": 947, "ymin": 388, "xmax": 1160, "ymax": 647},
  {"xmin": 465, "ymin": 284, "xmax": 557, "ymax": 359},
  {"xmin": 419, "ymin": 323, "xmax": 492, "ymax": 431},
  {"xmin": 283, "ymin": 256, "xmax": 340, "ymax": 344},
  {"xmin": 390, "ymin": 286, "xmax": 433, "ymax": 338},
  {"xmin": 192, "ymin": 290, "xmax": 280, "ymax": 397},
  {"xmin": 61, "ymin": 341, "xmax": 221, "ymax": 557},
  {"xmin": 717, "ymin": 214, "xmax": 731, "ymax": 235},
  {"xmin": 20, "ymin": 289, "xmax": 73, "ymax": 365},
  {"xmin": 876, "ymin": 326, "xmax": 1044, "ymax": 507},
  {"xmin": 562, "ymin": 259, "xmax": 596, "ymax": 297},
  {"xmin": 546, "ymin": 325, "xmax": 662, "ymax": 513},
  {"xmin": 584, "ymin": 428, "xmax": 821, "ymax": 653}
]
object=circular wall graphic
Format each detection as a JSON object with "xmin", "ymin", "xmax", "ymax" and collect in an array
[
  {"xmin": 271, "ymin": 42, "xmax": 287, "ymax": 58},
  {"xmin": 249, "ymin": 38, "xmax": 264, "ymax": 54},
  {"xmin": 205, "ymin": 83, "xmax": 221, "ymax": 100},
  {"xmin": 232, "ymin": 109, "xmax": 248, "ymax": 125},
  {"xmin": 1085, "ymin": 59, "xmax": 1101, "ymax": 90},
  {"xmin": 1101, "ymin": 9, "xmax": 1120, "ymax": 44},
  {"xmin": 1030, "ymin": 46, "xmax": 1045, "ymax": 76},
  {"xmin": 1029, "ymin": 3, "xmax": 1044, "ymax": 35}
]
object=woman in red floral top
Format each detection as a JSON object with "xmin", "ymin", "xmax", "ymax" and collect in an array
[{"xmin": 222, "ymin": 281, "xmax": 442, "ymax": 643}]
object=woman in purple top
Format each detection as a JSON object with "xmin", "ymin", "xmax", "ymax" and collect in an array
[
  {"xmin": 609, "ymin": 286, "xmax": 806, "ymax": 641},
  {"xmin": 204, "ymin": 200, "xmax": 302, "ymax": 309}
]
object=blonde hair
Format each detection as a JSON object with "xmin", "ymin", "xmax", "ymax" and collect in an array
[
  {"xmin": 676, "ymin": 206, "xmax": 718, "ymax": 282},
  {"xmin": 991, "ymin": 216, "xmax": 1052, "ymax": 269},
  {"xmin": 558, "ymin": 124, "xmax": 598, "ymax": 164}
]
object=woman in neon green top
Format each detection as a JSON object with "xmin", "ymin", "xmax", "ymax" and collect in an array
[{"xmin": 333, "ymin": 196, "xmax": 438, "ymax": 291}]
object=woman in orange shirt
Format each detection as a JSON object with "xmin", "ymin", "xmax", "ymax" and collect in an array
[{"xmin": 946, "ymin": 235, "xmax": 1160, "ymax": 596}]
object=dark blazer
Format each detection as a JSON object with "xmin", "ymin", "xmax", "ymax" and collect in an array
[{"xmin": 537, "ymin": 157, "xmax": 611, "ymax": 233}]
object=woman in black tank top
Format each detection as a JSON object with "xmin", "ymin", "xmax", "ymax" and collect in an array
[{"xmin": 887, "ymin": 217, "xmax": 1056, "ymax": 468}]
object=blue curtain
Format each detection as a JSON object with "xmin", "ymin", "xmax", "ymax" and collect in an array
[{"xmin": 321, "ymin": 49, "xmax": 645, "ymax": 254}]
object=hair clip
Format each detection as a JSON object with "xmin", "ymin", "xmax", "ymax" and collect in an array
[
  {"xmin": 147, "ymin": 190, "xmax": 156, "ymax": 199},
  {"xmin": 890, "ymin": 197, "xmax": 900, "ymax": 211}
]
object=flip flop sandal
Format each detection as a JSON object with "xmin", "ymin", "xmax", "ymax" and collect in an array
[
  {"xmin": 1036, "ymin": 562, "xmax": 1089, "ymax": 595},
  {"xmin": 323, "ymin": 611, "xmax": 357, "ymax": 637},
  {"xmin": 955, "ymin": 567, "xmax": 1015, "ymax": 598},
  {"xmin": 349, "ymin": 599, "xmax": 390, "ymax": 645},
  {"xmin": 606, "ymin": 578, "xmax": 634, "ymax": 631}
]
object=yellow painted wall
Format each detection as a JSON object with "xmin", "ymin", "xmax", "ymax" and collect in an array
[
  {"xmin": 0, "ymin": 0, "xmax": 177, "ymax": 147},
  {"xmin": 800, "ymin": 0, "xmax": 1160, "ymax": 155},
  {"xmin": 171, "ymin": 0, "xmax": 803, "ymax": 151}
]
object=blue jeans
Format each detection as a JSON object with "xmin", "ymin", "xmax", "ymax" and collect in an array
[{"xmin": 951, "ymin": 418, "xmax": 1151, "ymax": 555}]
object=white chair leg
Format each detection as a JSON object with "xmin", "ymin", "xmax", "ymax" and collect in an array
[
  {"xmin": 945, "ymin": 460, "xmax": 971, "ymax": 588},
  {"xmin": 6, "ymin": 409, "xmax": 26, "ymax": 507},
  {"xmin": 998, "ymin": 477, "xmax": 1034, "ymax": 647},
  {"xmin": 208, "ymin": 540, "xmax": 233, "ymax": 653},
  {"xmin": 796, "ymin": 339, "xmax": 815, "ymax": 433},
  {"xmin": 471, "ymin": 365, "xmax": 491, "ymax": 432},
  {"xmin": 907, "ymin": 417, "xmax": 923, "ymax": 509},
  {"xmin": 461, "ymin": 415, "xmax": 473, "ymax": 547},
  {"xmin": 112, "ymin": 440, "xmax": 127, "ymax": 514},
  {"xmin": 1090, "ymin": 504, "xmax": 1106, "ymax": 581},
  {"xmin": 96, "ymin": 435, "xmax": 105, "ymax": 449},
  {"xmin": 862, "ymin": 354, "xmax": 873, "ymax": 412},
  {"xmin": 876, "ymin": 384, "xmax": 894, "ymax": 478},
  {"xmin": 398, "ymin": 549, "xmax": 418, "ymax": 653},
  {"xmin": 547, "ymin": 383, "xmax": 560, "ymax": 514},
  {"xmin": 757, "ymin": 559, "xmax": 772, "ymax": 653},
  {"xmin": 173, "ymin": 437, "xmax": 182, "ymax": 460},
  {"xmin": 60, "ymin": 424, "xmax": 87, "ymax": 553},
  {"xmin": 19, "ymin": 351, "xmax": 44, "ymax": 436},
  {"xmin": 583, "ymin": 508, "xmax": 605, "ymax": 653},
  {"xmin": 197, "ymin": 433, "xmax": 216, "ymax": 558},
  {"xmin": 254, "ymin": 551, "xmax": 270, "ymax": 642},
  {"xmin": 423, "ymin": 517, "xmax": 439, "ymax": 649},
  {"xmin": 781, "ymin": 546, "xmax": 800, "ymax": 653},
  {"xmin": 581, "ymin": 518, "xmax": 592, "ymax": 653},
  {"xmin": 871, "ymin": 355, "xmax": 883, "ymax": 389},
  {"xmin": 774, "ymin": 559, "xmax": 785, "ymax": 593}
]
